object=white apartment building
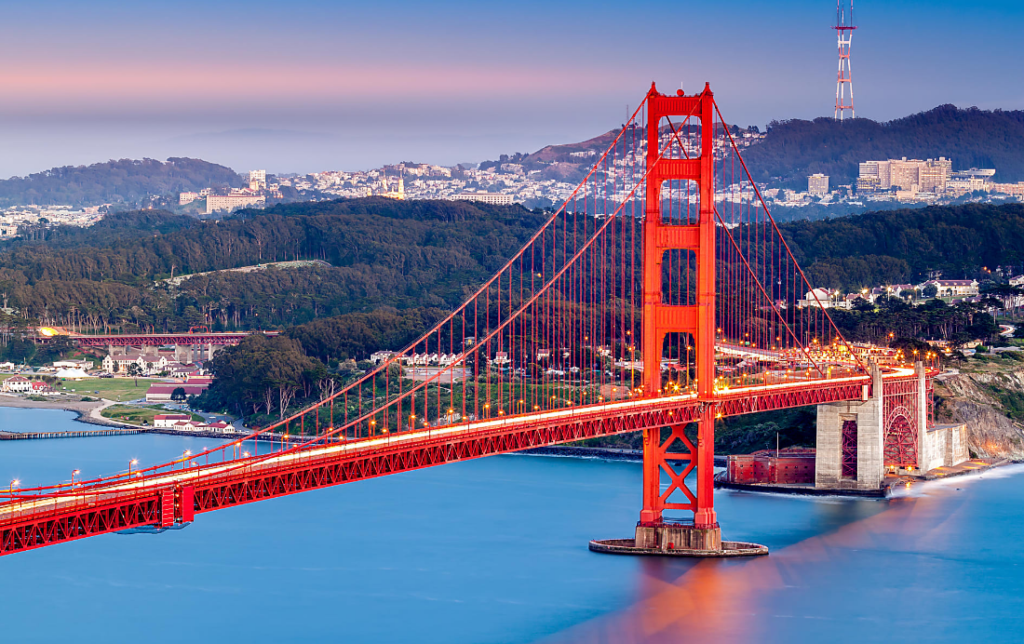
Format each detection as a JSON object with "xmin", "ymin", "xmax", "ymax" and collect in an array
[
  {"xmin": 206, "ymin": 194, "xmax": 266, "ymax": 214},
  {"xmin": 858, "ymin": 157, "xmax": 952, "ymax": 193},
  {"xmin": 2, "ymin": 376, "xmax": 32, "ymax": 392},
  {"xmin": 917, "ymin": 279, "xmax": 979, "ymax": 297},
  {"xmin": 102, "ymin": 352, "xmax": 169, "ymax": 375},
  {"xmin": 448, "ymin": 193, "xmax": 515, "ymax": 205},
  {"xmin": 808, "ymin": 173, "xmax": 830, "ymax": 196}
]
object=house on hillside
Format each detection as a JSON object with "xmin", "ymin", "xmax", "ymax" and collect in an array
[
  {"xmin": 370, "ymin": 351, "xmax": 395, "ymax": 364},
  {"xmin": 797, "ymin": 288, "xmax": 839, "ymax": 309},
  {"xmin": 917, "ymin": 279, "xmax": 979, "ymax": 298}
]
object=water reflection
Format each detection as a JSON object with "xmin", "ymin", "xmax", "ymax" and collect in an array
[{"xmin": 544, "ymin": 468, "xmax": 1016, "ymax": 643}]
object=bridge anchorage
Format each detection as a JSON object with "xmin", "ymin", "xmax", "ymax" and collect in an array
[{"xmin": 0, "ymin": 83, "xmax": 934, "ymax": 559}]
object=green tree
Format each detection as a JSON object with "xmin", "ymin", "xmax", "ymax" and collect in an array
[
  {"xmin": 193, "ymin": 334, "xmax": 326, "ymax": 422},
  {"xmin": 126, "ymin": 363, "xmax": 143, "ymax": 387},
  {"xmin": 3, "ymin": 337, "xmax": 35, "ymax": 363}
]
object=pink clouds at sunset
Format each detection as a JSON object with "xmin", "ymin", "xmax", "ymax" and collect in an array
[
  {"xmin": 0, "ymin": 0, "xmax": 1017, "ymax": 177},
  {"xmin": 0, "ymin": 61, "xmax": 631, "ymax": 115}
]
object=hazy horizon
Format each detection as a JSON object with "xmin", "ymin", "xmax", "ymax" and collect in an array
[{"xmin": 0, "ymin": 0, "xmax": 1020, "ymax": 178}]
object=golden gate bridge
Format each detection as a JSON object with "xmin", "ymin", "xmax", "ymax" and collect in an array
[{"xmin": 0, "ymin": 84, "xmax": 933, "ymax": 558}]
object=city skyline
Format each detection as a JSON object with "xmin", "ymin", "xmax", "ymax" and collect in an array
[{"xmin": 0, "ymin": 0, "xmax": 1019, "ymax": 178}]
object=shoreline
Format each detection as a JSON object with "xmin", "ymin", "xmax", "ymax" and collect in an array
[
  {"xmin": 0, "ymin": 400, "xmax": 1017, "ymax": 484},
  {"xmin": 0, "ymin": 394, "xmax": 129, "ymax": 428}
]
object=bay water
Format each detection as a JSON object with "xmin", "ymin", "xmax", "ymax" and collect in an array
[{"xmin": 0, "ymin": 408, "xmax": 1021, "ymax": 643}]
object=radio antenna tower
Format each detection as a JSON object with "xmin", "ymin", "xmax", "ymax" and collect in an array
[{"xmin": 834, "ymin": 0, "xmax": 856, "ymax": 120}]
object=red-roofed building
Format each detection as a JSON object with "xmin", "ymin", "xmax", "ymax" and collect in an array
[
  {"xmin": 153, "ymin": 413, "xmax": 192, "ymax": 428},
  {"xmin": 145, "ymin": 383, "xmax": 209, "ymax": 403},
  {"xmin": 30, "ymin": 381, "xmax": 53, "ymax": 394},
  {"xmin": 202, "ymin": 421, "xmax": 235, "ymax": 431}
]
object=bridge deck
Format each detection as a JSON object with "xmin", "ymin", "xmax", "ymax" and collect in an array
[{"xmin": 0, "ymin": 371, "xmax": 916, "ymax": 557}]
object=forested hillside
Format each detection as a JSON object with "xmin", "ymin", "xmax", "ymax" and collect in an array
[
  {"xmin": 56, "ymin": 196, "xmax": 997, "ymax": 424},
  {"xmin": 743, "ymin": 105, "xmax": 1024, "ymax": 189},
  {"xmin": 783, "ymin": 203, "xmax": 1024, "ymax": 290},
  {"xmin": 0, "ymin": 157, "xmax": 243, "ymax": 208},
  {"xmin": 0, "ymin": 198, "xmax": 544, "ymax": 332},
  {"xmin": 0, "ymin": 199, "xmax": 1018, "ymax": 339}
]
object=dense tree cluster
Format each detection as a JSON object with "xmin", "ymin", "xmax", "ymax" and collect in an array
[
  {"xmin": 194, "ymin": 335, "xmax": 329, "ymax": 422},
  {"xmin": 828, "ymin": 298, "xmax": 1000, "ymax": 347},
  {"xmin": 286, "ymin": 307, "xmax": 449, "ymax": 364},
  {"xmin": 742, "ymin": 105, "xmax": 1024, "ymax": 189},
  {"xmin": 0, "ymin": 198, "xmax": 544, "ymax": 331},
  {"xmin": 781, "ymin": 203, "xmax": 1024, "ymax": 290}
]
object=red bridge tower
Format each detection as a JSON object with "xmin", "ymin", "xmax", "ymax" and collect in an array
[{"xmin": 636, "ymin": 83, "xmax": 722, "ymax": 551}]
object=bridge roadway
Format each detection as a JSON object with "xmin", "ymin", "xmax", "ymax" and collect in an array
[{"xmin": 0, "ymin": 368, "xmax": 914, "ymax": 557}]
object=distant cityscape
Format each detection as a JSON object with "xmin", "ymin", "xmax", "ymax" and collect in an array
[
  {"xmin": 1, "ymin": 129, "xmax": 1023, "ymax": 237},
  {"xmin": 0, "ymin": 205, "xmax": 104, "ymax": 238},
  {"xmin": 776, "ymin": 158, "xmax": 1024, "ymax": 209}
]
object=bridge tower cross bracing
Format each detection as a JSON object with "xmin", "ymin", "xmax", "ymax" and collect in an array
[{"xmin": 639, "ymin": 83, "xmax": 719, "ymax": 541}]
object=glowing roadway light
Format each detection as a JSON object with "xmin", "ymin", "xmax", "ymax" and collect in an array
[
  {"xmin": 128, "ymin": 459, "xmax": 138, "ymax": 476},
  {"xmin": 243, "ymin": 451, "xmax": 251, "ymax": 458},
  {"xmin": 8, "ymin": 479, "xmax": 18, "ymax": 495}
]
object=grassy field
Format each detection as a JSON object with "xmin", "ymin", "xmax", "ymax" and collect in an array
[
  {"xmin": 51, "ymin": 377, "xmax": 162, "ymax": 401},
  {"xmin": 101, "ymin": 404, "xmax": 204, "ymax": 425}
]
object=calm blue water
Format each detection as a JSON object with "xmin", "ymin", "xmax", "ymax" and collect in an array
[{"xmin": 1, "ymin": 408, "xmax": 1022, "ymax": 643}]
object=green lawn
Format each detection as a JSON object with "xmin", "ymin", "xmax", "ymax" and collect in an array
[
  {"xmin": 101, "ymin": 404, "xmax": 204, "ymax": 426},
  {"xmin": 52, "ymin": 377, "xmax": 163, "ymax": 401}
]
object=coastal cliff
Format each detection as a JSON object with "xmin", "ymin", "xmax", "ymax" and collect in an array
[{"xmin": 935, "ymin": 358, "xmax": 1024, "ymax": 459}]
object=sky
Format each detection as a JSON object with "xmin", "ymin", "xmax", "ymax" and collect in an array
[{"xmin": 0, "ymin": 0, "xmax": 1020, "ymax": 178}]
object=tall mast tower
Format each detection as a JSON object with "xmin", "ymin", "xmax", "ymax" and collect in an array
[{"xmin": 834, "ymin": 0, "xmax": 856, "ymax": 120}]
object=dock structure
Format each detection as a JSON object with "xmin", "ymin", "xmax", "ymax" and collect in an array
[{"xmin": 0, "ymin": 428, "xmax": 149, "ymax": 440}]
